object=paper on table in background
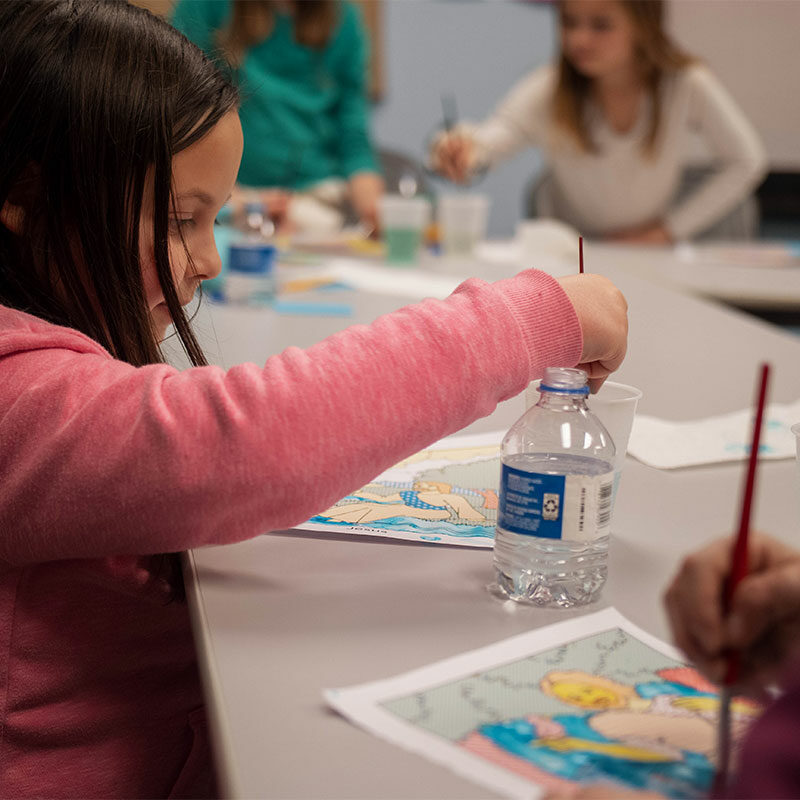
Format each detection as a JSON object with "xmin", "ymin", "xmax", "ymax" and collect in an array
[
  {"xmin": 675, "ymin": 241, "xmax": 800, "ymax": 269},
  {"xmin": 320, "ymin": 258, "xmax": 467, "ymax": 299},
  {"xmin": 285, "ymin": 227, "xmax": 386, "ymax": 258},
  {"xmin": 326, "ymin": 608, "xmax": 760, "ymax": 800},
  {"xmin": 294, "ymin": 431, "xmax": 503, "ymax": 546},
  {"xmin": 276, "ymin": 257, "xmax": 465, "ymax": 299},
  {"xmin": 475, "ymin": 242, "xmax": 576, "ymax": 277},
  {"xmin": 628, "ymin": 400, "xmax": 800, "ymax": 469},
  {"xmin": 477, "ymin": 219, "xmax": 581, "ymax": 278}
]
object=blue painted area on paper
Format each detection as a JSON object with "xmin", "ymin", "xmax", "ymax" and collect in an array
[
  {"xmin": 308, "ymin": 514, "xmax": 493, "ymax": 540},
  {"xmin": 272, "ymin": 299, "xmax": 353, "ymax": 317}
]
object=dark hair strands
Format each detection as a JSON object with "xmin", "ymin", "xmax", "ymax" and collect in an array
[{"xmin": 0, "ymin": 0, "xmax": 239, "ymax": 599}]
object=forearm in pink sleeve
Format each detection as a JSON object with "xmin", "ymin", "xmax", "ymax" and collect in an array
[{"xmin": 0, "ymin": 270, "xmax": 581, "ymax": 563}]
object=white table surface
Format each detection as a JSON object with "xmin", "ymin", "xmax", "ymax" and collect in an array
[
  {"xmin": 183, "ymin": 243, "xmax": 800, "ymax": 798},
  {"xmin": 597, "ymin": 241, "xmax": 800, "ymax": 311}
]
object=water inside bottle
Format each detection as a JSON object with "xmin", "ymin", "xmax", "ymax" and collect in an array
[{"xmin": 494, "ymin": 453, "xmax": 612, "ymax": 608}]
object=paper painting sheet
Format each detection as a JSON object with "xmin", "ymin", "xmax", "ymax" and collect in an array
[
  {"xmin": 326, "ymin": 608, "xmax": 760, "ymax": 800},
  {"xmin": 295, "ymin": 432, "xmax": 503, "ymax": 547},
  {"xmin": 629, "ymin": 401, "xmax": 800, "ymax": 469}
]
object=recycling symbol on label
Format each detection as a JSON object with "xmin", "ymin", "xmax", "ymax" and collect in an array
[{"xmin": 543, "ymin": 493, "xmax": 560, "ymax": 521}]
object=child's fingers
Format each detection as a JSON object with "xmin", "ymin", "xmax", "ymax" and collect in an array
[
  {"xmin": 663, "ymin": 539, "xmax": 730, "ymax": 661},
  {"xmin": 728, "ymin": 561, "xmax": 800, "ymax": 649}
]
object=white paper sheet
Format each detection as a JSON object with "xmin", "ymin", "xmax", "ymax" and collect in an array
[
  {"xmin": 326, "ymin": 608, "xmax": 757, "ymax": 799},
  {"xmin": 321, "ymin": 258, "xmax": 467, "ymax": 299},
  {"xmin": 295, "ymin": 431, "xmax": 504, "ymax": 546},
  {"xmin": 628, "ymin": 401, "xmax": 800, "ymax": 469}
]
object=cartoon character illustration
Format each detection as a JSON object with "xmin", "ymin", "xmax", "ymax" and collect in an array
[
  {"xmin": 459, "ymin": 667, "xmax": 759, "ymax": 799},
  {"xmin": 317, "ymin": 480, "xmax": 496, "ymax": 525}
]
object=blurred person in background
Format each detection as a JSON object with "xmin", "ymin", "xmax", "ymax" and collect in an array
[
  {"xmin": 431, "ymin": 0, "xmax": 767, "ymax": 244},
  {"xmin": 172, "ymin": 0, "xmax": 384, "ymax": 234}
]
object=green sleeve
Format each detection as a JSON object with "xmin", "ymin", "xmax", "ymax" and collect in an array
[
  {"xmin": 170, "ymin": 0, "xmax": 230, "ymax": 57},
  {"xmin": 332, "ymin": 3, "xmax": 380, "ymax": 178}
]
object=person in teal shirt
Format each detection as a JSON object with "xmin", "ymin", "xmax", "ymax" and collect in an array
[{"xmin": 171, "ymin": 0, "xmax": 384, "ymax": 233}]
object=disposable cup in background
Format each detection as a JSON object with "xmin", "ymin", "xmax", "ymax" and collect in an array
[
  {"xmin": 438, "ymin": 193, "xmax": 489, "ymax": 257},
  {"xmin": 379, "ymin": 195, "xmax": 431, "ymax": 264},
  {"xmin": 526, "ymin": 379, "xmax": 643, "ymax": 505}
]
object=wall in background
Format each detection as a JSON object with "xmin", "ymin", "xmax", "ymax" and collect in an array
[{"xmin": 668, "ymin": 0, "xmax": 800, "ymax": 172}]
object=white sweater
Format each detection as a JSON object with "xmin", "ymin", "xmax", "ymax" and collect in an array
[{"xmin": 468, "ymin": 64, "xmax": 767, "ymax": 240}]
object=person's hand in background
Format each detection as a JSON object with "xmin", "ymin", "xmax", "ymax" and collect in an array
[
  {"xmin": 430, "ymin": 130, "xmax": 478, "ymax": 184},
  {"xmin": 664, "ymin": 533, "xmax": 800, "ymax": 690},
  {"xmin": 230, "ymin": 185, "xmax": 295, "ymax": 235},
  {"xmin": 349, "ymin": 171, "xmax": 385, "ymax": 236}
]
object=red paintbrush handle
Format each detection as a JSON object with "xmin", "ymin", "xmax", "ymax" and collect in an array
[{"xmin": 723, "ymin": 362, "xmax": 770, "ymax": 686}]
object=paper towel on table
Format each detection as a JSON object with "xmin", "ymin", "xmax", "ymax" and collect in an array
[{"xmin": 627, "ymin": 401, "xmax": 800, "ymax": 469}]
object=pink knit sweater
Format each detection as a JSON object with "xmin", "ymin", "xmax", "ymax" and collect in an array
[{"xmin": 0, "ymin": 270, "xmax": 581, "ymax": 797}]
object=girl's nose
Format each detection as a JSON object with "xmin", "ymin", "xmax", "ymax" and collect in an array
[
  {"xmin": 197, "ymin": 229, "xmax": 223, "ymax": 280},
  {"xmin": 205, "ymin": 243, "xmax": 223, "ymax": 280}
]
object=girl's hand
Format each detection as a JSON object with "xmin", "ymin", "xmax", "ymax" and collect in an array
[
  {"xmin": 430, "ymin": 131, "xmax": 476, "ymax": 183},
  {"xmin": 556, "ymin": 274, "xmax": 628, "ymax": 392},
  {"xmin": 664, "ymin": 534, "xmax": 800, "ymax": 689}
]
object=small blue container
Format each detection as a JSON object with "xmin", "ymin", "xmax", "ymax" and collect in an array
[
  {"xmin": 229, "ymin": 242, "xmax": 277, "ymax": 274},
  {"xmin": 226, "ymin": 241, "xmax": 277, "ymax": 305}
]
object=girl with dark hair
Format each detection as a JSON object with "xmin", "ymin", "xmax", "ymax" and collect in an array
[
  {"xmin": 171, "ymin": 0, "xmax": 385, "ymax": 234},
  {"xmin": 0, "ymin": 1, "xmax": 627, "ymax": 796},
  {"xmin": 431, "ymin": 0, "xmax": 767, "ymax": 244}
]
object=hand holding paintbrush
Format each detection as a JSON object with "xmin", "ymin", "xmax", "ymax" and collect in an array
[
  {"xmin": 662, "ymin": 364, "xmax": 800, "ymax": 796},
  {"xmin": 428, "ymin": 93, "xmax": 486, "ymax": 184}
]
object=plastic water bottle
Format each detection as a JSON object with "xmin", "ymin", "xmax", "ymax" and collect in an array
[
  {"xmin": 225, "ymin": 200, "xmax": 276, "ymax": 305},
  {"xmin": 494, "ymin": 367, "xmax": 615, "ymax": 607}
]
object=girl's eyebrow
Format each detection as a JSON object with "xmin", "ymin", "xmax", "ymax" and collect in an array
[
  {"xmin": 176, "ymin": 188, "xmax": 215, "ymax": 205},
  {"xmin": 175, "ymin": 189, "xmax": 233, "ymax": 206}
]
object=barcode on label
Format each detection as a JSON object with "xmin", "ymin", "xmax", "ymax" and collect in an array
[{"xmin": 597, "ymin": 480, "xmax": 613, "ymax": 528}]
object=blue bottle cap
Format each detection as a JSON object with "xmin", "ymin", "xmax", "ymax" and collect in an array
[{"xmin": 539, "ymin": 366, "xmax": 589, "ymax": 395}]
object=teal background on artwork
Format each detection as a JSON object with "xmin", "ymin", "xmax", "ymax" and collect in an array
[{"xmin": 381, "ymin": 628, "xmax": 685, "ymax": 742}]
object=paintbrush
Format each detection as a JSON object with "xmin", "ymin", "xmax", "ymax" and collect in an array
[
  {"xmin": 712, "ymin": 362, "xmax": 770, "ymax": 796},
  {"xmin": 441, "ymin": 92, "xmax": 458, "ymax": 133}
]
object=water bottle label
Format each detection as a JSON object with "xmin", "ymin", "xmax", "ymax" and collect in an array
[
  {"xmin": 229, "ymin": 243, "xmax": 277, "ymax": 275},
  {"xmin": 498, "ymin": 464, "xmax": 613, "ymax": 541}
]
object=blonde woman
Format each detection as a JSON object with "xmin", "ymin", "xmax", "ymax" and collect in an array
[{"xmin": 431, "ymin": 0, "xmax": 767, "ymax": 244}]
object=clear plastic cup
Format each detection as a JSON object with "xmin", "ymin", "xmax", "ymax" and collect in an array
[
  {"xmin": 526, "ymin": 378, "xmax": 642, "ymax": 504},
  {"xmin": 438, "ymin": 193, "xmax": 489, "ymax": 257},
  {"xmin": 379, "ymin": 195, "xmax": 431, "ymax": 264}
]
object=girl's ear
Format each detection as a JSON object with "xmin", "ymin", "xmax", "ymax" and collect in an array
[
  {"xmin": 1, "ymin": 163, "xmax": 40, "ymax": 234},
  {"xmin": 0, "ymin": 201, "xmax": 25, "ymax": 234}
]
